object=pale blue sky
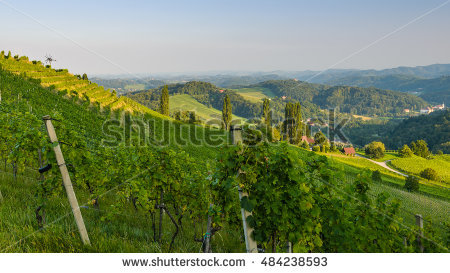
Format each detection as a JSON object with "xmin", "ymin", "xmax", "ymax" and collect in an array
[{"xmin": 1, "ymin": 0, "xmax": 449, "ymax": 75}]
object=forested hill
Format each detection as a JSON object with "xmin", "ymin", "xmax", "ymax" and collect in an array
[
  {"xmin": 325, "ymin": 74, "xmax": 450, "ymax": 105},
  {"xmin": 252, "ymin": 80, "xmax": 428, "ymax": 116},
  {"xmin": 127, "ymin": 81, "xmax": 263, "ymax": 119},
  {"xmin": 385, "ymin": 109, "xmax": 450, "ymax": 153},
  {"xmin": 128, "ymin": 79, "xmax": 429, "ymax": 119}
]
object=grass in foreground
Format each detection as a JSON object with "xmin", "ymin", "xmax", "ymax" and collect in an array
[
  {"xmin": 1, "ymin": 146, "xmax": 449, "ymax": 253},
  {"xmin": 0, "ymin": 170, "xmax": 244, "ymax": 253}
]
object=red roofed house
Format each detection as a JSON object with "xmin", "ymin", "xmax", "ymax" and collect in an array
[
  {"xmin": 301, "ymin": 136, "xmax": 315, "ymax": 144},
  {"xmin": 343, "ymin": 147, "xmax": 356, "ymax": 156}
]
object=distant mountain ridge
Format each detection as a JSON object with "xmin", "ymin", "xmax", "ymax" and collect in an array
[
  {"xmin": 277, "ymin": 63, "xmax": 450, "ymax": 83},
  {"xmin": 324, "ymin": 75, "xmax": 450, "ymax": 105}
]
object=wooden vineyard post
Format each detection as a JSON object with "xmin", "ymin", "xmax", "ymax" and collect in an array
[
  {"xmin": 203, "ymin": 204, "xmax": 213, "ymax": 253},
  {"xmin": 231, "ymin": 125, "xmax": 258, "ymax": 253},
  {"xmin": 42, "ymin": 116, "xmax": 91, "ymax": 245},
  {"xmin": 286, "ymin": 242, "xmax": 292, "ymax": 253},
  {"xmin": 415, "ymin": 214, "xmax": 424, "ymax": 253}
]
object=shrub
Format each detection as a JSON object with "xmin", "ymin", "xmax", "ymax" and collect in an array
[
  {"xmin": 272, "ymin": 128, "xmax": 281, "ymax": 142},
  {"xmin": 398, "ymin": 144, "xmax": 413, "ymax": 158},
  {"xmin": 364, "ymin": 141, "xmax": 385, "ymax": 159},
  {"xmin": 300, "ymin": 141, "xmax": 309, "ymax": 149},
  {"xmin": 314, "ymin": 131, "xmax": 327, "ymax": 145},
  {"xmin": 420, "ymin": 168, "xmax": 439, "ymax": 181},
  {"xmin": 410, "ymin": 140, "xmax": 430, "ymax": 158},
  {"xmin": 404, "ymin": 175, "xmax": 419, "ymax": 192},
  {"xmin": 312, "ymin": 145, "xmax": 320, "ymax": 152},
  {"xmin": 330, "ymin": 143, "xmax": 338, "ymax": 152},
  {"xmin": 372, "ymin": 170, "xmax": 382, "ymax": 183}
]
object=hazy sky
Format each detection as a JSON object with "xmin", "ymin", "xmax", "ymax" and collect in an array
[{"xmin": 1, "ymin": 0, "xmax": 449, "ymax": 75}]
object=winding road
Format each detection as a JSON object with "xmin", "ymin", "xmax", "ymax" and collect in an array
[{"xmin": 355, "ymin": 154, "xmax": 407, "ymax": 177}]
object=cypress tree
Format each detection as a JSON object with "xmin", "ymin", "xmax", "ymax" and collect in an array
[
  {"xmin": 284, "ymin": 102, "xmax": 303, "ymax": 144},
  {"xmin": 222, "ymin": 95, "xmax": 232, "ymax": 130},
  {"xmin": 263, "ymin": 98, "xmax": 272, "ymax": 140},
  {"xmin": 263, "ymin": 98, "xmax": 271, "ymax": 127},
  {"xmin": 160, "ymin": 85, "xmax": 169, "ymax": 116}
]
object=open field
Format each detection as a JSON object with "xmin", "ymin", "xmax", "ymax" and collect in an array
[
  {"xmin": 232, "ymin": 87, "xmax": 276, "ymax": 103},
  {"xmin": 170, "ymin": 94, "xmax": 246, "ymax": 122}
]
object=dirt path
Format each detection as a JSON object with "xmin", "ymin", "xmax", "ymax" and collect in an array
[{"xmin": 355, "ymin": 154, "xmax": 407, "ymax": 177}]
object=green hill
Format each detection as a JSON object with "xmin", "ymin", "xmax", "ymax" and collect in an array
[
  {"xmin": 251, "ymin": 80, "xmax": 429, "ymax": 117},
  {"xmin": 1, "ymin": 52, "xmax": 448, "ymax": 253},
  {"xmin": 232, "ymin": 87, "xmax": 276, "ymax": 103},
  {"xmin": 170, "ymin": 94, "xmax": 245, "ymax": 122},
  {"xmin": 326, "ymin": 74, "xmax": 450, "ymax": 105},
  {"xmin": 127, "ymin": 81, "xmax": 262, "ymax": 119},
  {"xmin": 0, "ymin": 51, "xmax": 162, "ymax": 117},
  {"xmin": 385, "ymin": 109, "xmax": 450, "ymax": 152}
]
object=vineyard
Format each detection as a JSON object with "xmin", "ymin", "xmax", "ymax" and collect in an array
[
  {"xmin": 390, "ymin": 155, "xmax": 450, "ymax": 184},
  {"xmin": 329, "ymin": 155, "xmax": 450, "ymax": 200},
  {"xmin": 0, "ymin": 51, "xmax": 162, "ymax": 116},
  {"xmin": 0, "ymin": 52, "xmax": 449, "ymax": 253}
]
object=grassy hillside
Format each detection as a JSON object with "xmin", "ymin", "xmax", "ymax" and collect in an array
[
  {"xmin": 232, "ymin": 87, "xmax": 276, "ymax": 103},
  {"xmin": 1, "ymin": 145, "xmax": 449, "ymax": 252},
  {"xmin": 328, "ymin": 154, "xmax": 450, "ymax": 200},
  {"xmin": 0, "ymin": 59, "xmax": 229, "ymax": 162},
  {"xmin": 170, "ymin": 94, "xmax": 245, "ymax": 122},
  {"xmin": 390, "ymin": 155, "xmax": 450, "ymax": 183},
  {"xmin": 0, "ymin": 52, "xmax": 160, "ymax": 116},
  {"xmin": 1, "ymin": 53, "xmax": 448, "ymax": 253},
  {"xmin": 127, "ymin": 81, "xmax": 263, "ymax": 119}
]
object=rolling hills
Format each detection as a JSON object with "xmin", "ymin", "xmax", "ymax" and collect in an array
[
  {"xmin": 248, "ymin": 80, "xmax": 429, "ymax": 116},
  {"xmin": 0, "ymin": 52, "xmax": 448, "ymax": 253},
  {"xmin": 169, "ymin": 94, "xmax": 246, "ymax": 122},
  {"xmin": 325, "ymin": 74, "xmax": 450, "ymax": 105}
]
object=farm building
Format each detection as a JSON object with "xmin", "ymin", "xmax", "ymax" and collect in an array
[
  {"xmin": 301, "ymin": 136, "xmax": 315, "ymax": 144},
  {"xmin": 343, "ymin": 147, "xmax": 356, "ymax": 156}
]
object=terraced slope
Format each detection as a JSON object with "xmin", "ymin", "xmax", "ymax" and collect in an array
[{"xmin": 0, "ymin": 53, "xmax": 162, "ymax": 117}]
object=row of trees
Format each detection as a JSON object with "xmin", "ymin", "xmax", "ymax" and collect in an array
[
  {"xmin": 365, "ymin": 139, "xmax": 433, "ymax": 159},
  {"xmin": 398, "ymin": 140, "xmax": 431, "ymax": 158}
]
